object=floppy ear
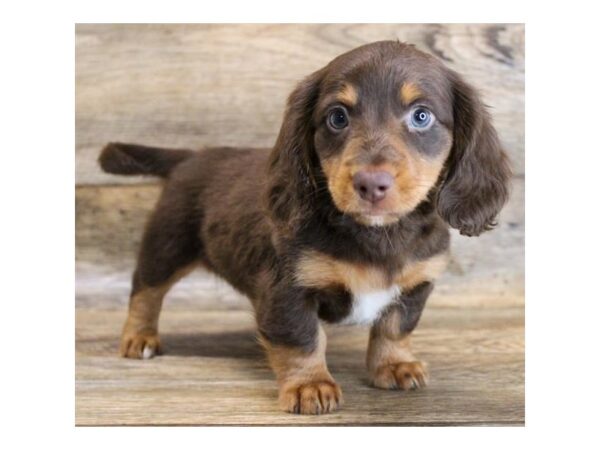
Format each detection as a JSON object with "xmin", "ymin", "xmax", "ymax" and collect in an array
[
  {"xmin": 265, "ymin": 69, "xmax": 324, "ymax": 233},
  {"xmin": 436, "ymin": 72, "xmax": 512, "ymax": 237}
]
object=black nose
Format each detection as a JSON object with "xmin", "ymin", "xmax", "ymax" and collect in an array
[{"xmin": 352, "ymin": 170, "xmax": 394, "ymax": 203}]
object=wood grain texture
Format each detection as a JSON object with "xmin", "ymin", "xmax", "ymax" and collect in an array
[
  {"xmin": 76, "ymin": 23, "xmax": 524, "ymax": 185},
  {"xmin": 75, "ymin": 307, "xmax": 524, "ymax": 425}
]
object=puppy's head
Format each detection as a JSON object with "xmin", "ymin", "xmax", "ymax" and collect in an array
[{"xmin": 267, "ymin": 41, "xmax": 511, "ymax": 236}]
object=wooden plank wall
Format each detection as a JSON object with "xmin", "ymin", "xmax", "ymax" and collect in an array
[{"xmin": 75, "ymin": 24, "xmax": 525, "ymax": 308}]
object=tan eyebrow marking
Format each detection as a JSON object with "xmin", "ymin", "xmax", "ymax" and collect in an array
[
  {"xmin": 400, "ymin": 82, "xmax": 422, "ymax": 105},
  {"xmin": 336, "ymin": 83, "xmax": 358, "ymax": 106}
]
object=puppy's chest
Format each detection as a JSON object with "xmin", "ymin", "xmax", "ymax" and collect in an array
[
  {"xmin": 295, "ymin": 250, "xmax": 448, "ymax": 325},
  {"xmin": 342, "ymin": 285, "xmax": 401, "ymax": 325}
]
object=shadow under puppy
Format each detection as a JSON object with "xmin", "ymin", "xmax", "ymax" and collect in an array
[{"xmin": 99, "ymin": 40, "xmax": 511, "ymax": 415}]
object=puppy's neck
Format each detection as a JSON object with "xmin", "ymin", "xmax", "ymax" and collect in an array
[{"xmin": 295, "ymin": 198, "xmax": 443, "ymax": 266}]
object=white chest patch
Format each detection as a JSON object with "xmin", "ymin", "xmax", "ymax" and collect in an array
[{"xmin": 341, "ymin": 285, "xmax": 401, "ymax": 325}]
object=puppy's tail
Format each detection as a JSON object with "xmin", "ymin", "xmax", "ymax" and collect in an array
[{"xmin": 99, "ymin": 142, "xmax": 195, "ymax": 178}]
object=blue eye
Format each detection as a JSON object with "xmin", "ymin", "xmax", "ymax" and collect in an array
[
  {"xmin": 328, "ymin": 107, "xmax": 349, "ymax": 130},
  {"xmin": 410, "ymin": 107, "xmax": 433, "ymax": 129}
]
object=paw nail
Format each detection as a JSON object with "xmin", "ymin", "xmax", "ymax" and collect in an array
[{"xmin": 142, "ymin": 345, "xmax": 155, "ymax": 359}]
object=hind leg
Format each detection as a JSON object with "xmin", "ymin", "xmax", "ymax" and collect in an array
[
  {"xmin": 120, "ymin": 264, "xmax": 196, "ymax": 359},
  {"xmin": 120, "ymin": 186, "xmax": 202, "ymax": 359}
]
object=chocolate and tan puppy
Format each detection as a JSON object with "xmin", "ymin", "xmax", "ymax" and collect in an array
[{"xmin": 99, "ymin": 40, "xmax": 511, "ymax": 415}]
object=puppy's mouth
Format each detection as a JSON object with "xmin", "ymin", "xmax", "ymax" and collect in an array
[{"xmin": 335, "ymin": 197, "xmax": 405, "ymax": 227}]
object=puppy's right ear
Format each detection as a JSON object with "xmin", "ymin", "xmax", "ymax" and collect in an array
[{"xmin": 265, "ymin": 69, "xmax": 325, "ymax": 232}]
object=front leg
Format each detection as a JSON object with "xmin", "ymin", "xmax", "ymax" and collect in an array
[
  {"xmin": 367, "ymin": 282, "xmax": 433, "ymax": 390},
  {"xmin": 257, "ymin": 284, "xmax": 342, "ymax": 415}
]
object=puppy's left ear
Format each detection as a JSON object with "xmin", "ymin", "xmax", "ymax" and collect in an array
[{"xmin": 436, "ymin": 72, "xmax": 512, "ymax": 236}]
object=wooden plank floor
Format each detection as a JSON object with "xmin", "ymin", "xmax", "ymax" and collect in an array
[{"xmin": 76, "ymin": 304, "xmax": 524, "ymax": 426}]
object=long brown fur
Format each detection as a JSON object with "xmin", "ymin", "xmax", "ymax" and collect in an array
[{"xmin": 99, "ymin": 41, "xmax": 511, "ymax": 415}]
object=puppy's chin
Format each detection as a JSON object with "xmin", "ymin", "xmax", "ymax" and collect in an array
[{"xmin": 352, "ymin": 213, "xmax": 401, "ymax": 228}]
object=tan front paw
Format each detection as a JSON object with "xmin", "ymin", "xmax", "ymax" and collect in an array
[
  {"xmin": 120, "ymin": 331, "xmax": 162, "ymax": 359},
  {"xmin": 370, "ymin": 361, "xmax": 429, "ymax": 390},
  {"xmin": 279, "ymin": 380, "xmax": 343, "ymax": 415}
]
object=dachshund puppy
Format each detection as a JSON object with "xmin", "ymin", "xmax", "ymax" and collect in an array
[{"xmin": 99, "ymin": 40, "xmax": 511, "ymax": 415}]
